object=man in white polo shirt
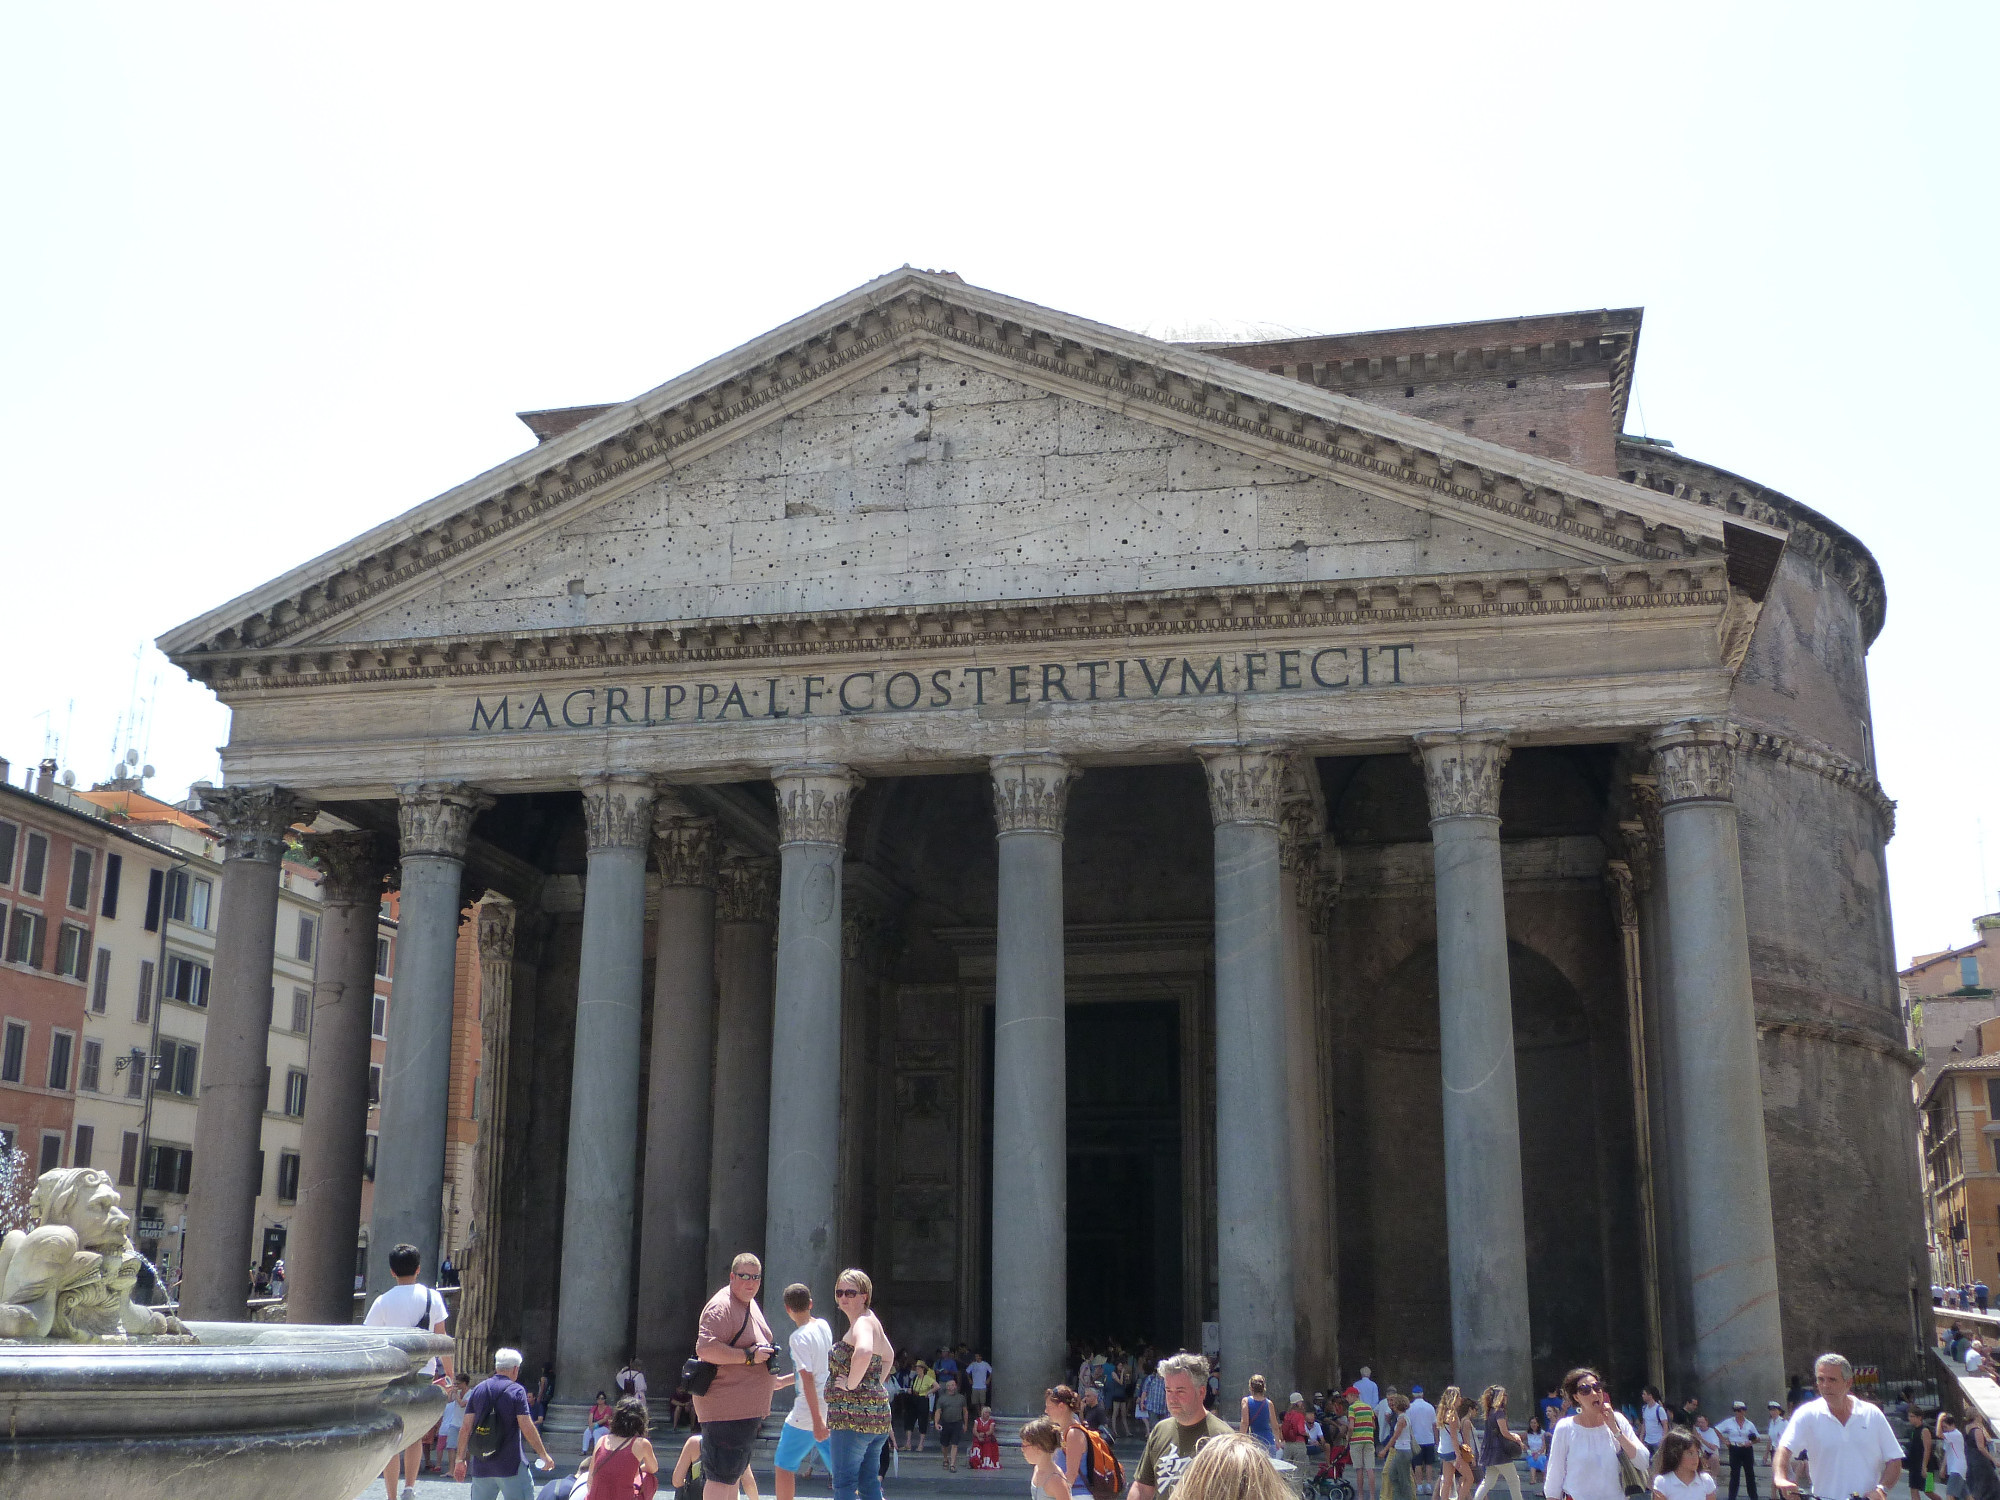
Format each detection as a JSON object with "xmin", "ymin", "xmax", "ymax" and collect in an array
[{"xmin": 1774, "ymin": 1353, "xmax": 1903, "ymax": 1500}]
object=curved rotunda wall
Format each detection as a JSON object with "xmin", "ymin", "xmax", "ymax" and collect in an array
[{"xmin": 1723, "ymin": 520, "xmax": 1923, "ymax": 1372}]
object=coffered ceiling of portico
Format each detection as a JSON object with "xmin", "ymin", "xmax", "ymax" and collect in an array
[{"xmin": 160, "ymin": 269, "xmax": 1783, "ymax": 694}]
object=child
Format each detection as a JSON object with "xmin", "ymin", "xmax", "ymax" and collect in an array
[
  {"xmin": 1654, "ymin": 1427, "xmax": 1718, "ymax": 1500},
  {"xmin": 436, "ymin": 1375, "xmax": 471, "ymax": 1471},
  {"xmin": 1022, "ymin": 1416, "xmax": 1073, "ymax": 1500},
  {"xmin": 1524, "ymin": 1418, "xmax": 1548, "ymax": 1478}
]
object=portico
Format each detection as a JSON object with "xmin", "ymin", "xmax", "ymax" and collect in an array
[{"xmin": 161, "ymin": 270, "xmax": 1918, "ymax": 1414}]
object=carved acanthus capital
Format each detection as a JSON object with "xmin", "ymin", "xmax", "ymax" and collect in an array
[
  {"xmin": 1279, "ymin": 795, "xmax": 1323, "ymax": 874},
  {"xmin": 396, "ymin": 782, "xmax": 493, "ymax": 861},
  {"xmin": 1412, "ymin": 730, "xmax": 1512, "ymax": 820},
  {"xmin": 653, "ymin": 813, "xmax": 719, "ymax": 888},
  {"xmin": 477, "ymin": 899, "xmax": 516, "ymax": 964},
  {"xmin": 774, "ymin": 763, "xmax": 861, "ymax": 848},
  {"xmin": 1617, "ymin": 818, "xmax": 1655, "ymax": 894},
  {"xmin": 300, "ymin": 829, "xmax": 390, "ymax": 904},
  {"xmin": 580, "ymin": 772, "xmax": 656, "ymax": 853},
  {"xmin": 842, "ymin": 903, "xmax": 900, "ymax": 969},
  {"xmin": 990, "ymin": 752, "xmax": 1078, "ymax": 836},
  {"xmin": 1197, "ymin": 743, "xmax": 1285, "ymax": 828},
  {"xmin": 200, "ymin": 784, "xmax": 317, "ymax": 864},
  {"xmin": 716, "ymin": 856, "xmax": 778, "ymax": 924},
  {"xmin": 1604, "ymin": 859, "xmax": 1640, "ymax": 930},
  {"xmin": 1650, "ymin": 720, "xmax": 1737, "ymax": 806}
]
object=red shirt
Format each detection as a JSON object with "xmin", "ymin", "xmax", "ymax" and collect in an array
[{"xmin": 1282, "ymin": 1411, "xmax": 1311, "ymax": 1443}]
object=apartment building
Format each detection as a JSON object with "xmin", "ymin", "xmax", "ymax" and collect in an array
[{"xmin": 0, "ymin": 764, "xmax": 176, "ymax": 1187}]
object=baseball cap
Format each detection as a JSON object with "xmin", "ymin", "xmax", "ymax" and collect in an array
[
  {"xmin": 1412, "ymin": 1385, "xmax": 1424, "ymax": 1396},
  {"xmin": 1345, "ymin": 1387, "xmax": 1361, "ymax": 1399},
  {"xmin": 1292, "ymin": 1392, "xmax": 1306, "ymax": 1404},
  {"xmin": 1768, "ymin": 1401, "xmax": 1783, "ymax": 1410}
]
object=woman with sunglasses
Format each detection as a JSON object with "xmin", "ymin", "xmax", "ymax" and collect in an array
[
  {"xmin": 827, "ymin": 1269, "xmax": 896, "ymax": 1500},
  {"xmin": 1544, "ymin": 1368, "xmax": 1649, "ymax": 1500}
]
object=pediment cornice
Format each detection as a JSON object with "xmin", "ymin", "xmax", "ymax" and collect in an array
[
  {"xmin": 161, "ymin": 270, "xmax": 1781, "ymax": 663},
  {"xmin": 183, "ymin": 566, "xmax": 1732, "ymax": 696}
]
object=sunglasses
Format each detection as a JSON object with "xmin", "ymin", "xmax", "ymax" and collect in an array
[
  {"xmin": 732, "ymin": 1271, "xmax": 763, "ymax": 1281},
  {"xmin": 1576, "ymin": 1382, "xmax": 1603, "ymax": 1395},
  {"xmin": 835, "ymin": 1288, "xmax": 864, "ymax": 1298}
]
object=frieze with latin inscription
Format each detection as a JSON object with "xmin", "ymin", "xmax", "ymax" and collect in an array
[{"xmin": 465, "ymin": 642, "xmax": 1417, "ymax": 733}]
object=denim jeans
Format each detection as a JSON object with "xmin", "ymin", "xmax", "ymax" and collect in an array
[{"xmin": 831, "ymin": 1427, "xmax": 890, "ymax": 1500}]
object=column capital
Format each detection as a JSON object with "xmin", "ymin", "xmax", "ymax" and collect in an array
[
  {"xmin": 1279, "ymin": 796, "xmax": 1323, "ymax": 874},
  {"xmin": 581, "ymin": 772, "xmax": 657, "ymax": 854},
  {"xmin": 989, "ymin": 752, "xmax": 1079, "ymax": 836},
  {"xmin": 1412, "ymin": 730, "xmax": 1512, "ymax": 820},
  {"xmin": 396, "ymin": 782, "xmax": 494, "ymax": 860},
  {"xmin": 1196, "ymin": 742, "xmax": 1286, "ymax": 828},
  {"xmin": 772, "ymin": 762, "xmax": 861, "ymax": 847},
  {"xmin": 715, "ymin": 856, "xmax": 778, "ymax": 923},
  {"xmin": 477, "ymin": 899, "xmax": 517, "ymax": 964},
  {"xmin": 1604, "ymin": 858, "xmax": 1640, "ymax": 930},
  {"xmin": 200, "ymin": 783, "xmax": 317, "ymax": 864},
  {"xmin": 299, "ymin": 829, "xmax": 390, "ymax": 903},
  {"xmin": 654, "ymin": 812, "xmax": 719, "ymax": 888},
  {"xmin": 1649, "ymin": 720, "xmax": 1737, "ymax": 806}
]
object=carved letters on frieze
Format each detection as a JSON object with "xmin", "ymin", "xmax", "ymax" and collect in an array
[
  {"xmin": 1412, "ymin": 730, "xmax": 1512, "ymax": 820},
  {"xmin": 1649, "ymin": 720, "xmax": 1736, "ymax": 806},
  {"xmin": 200, "ymin": 784, "xmax": 318, "ymax": 865},
  {"xmin": 774, "ymin": 763, "xmax": 861, "ymax": 848},
  {"xmin": 989, "ymin": 752, "xmax": 1077, "ymax": 836},
  {"xmin": 580, "ymin": 773, "xmax": 657, "ymax": 853},
  {"xmin": 396, "ymin": 782, "xmax": 493, "ymax": 861}
]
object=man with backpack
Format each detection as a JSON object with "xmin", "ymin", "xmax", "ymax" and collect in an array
[
  {"xmin": 364, "ymin": 1242, "xmax": 455, "ymax": 1500},
  {"xmin": 453, "ymin": 1347, "xmax": 556, "ymax": 1499}
]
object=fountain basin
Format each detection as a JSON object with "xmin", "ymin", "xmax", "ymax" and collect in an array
[{"xmin": 0, "ymin": 1321, "xmax": 451, "ymax": 1500}]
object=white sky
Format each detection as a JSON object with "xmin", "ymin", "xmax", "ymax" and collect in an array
[{"xmin": 3, "ymin": 3, "xmax": 1993, "ymax": 965}]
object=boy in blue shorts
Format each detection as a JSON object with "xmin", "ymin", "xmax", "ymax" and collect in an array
[{"xmin": 775, "ymin": 1282, "xmax": 835, "ymax": 1500}]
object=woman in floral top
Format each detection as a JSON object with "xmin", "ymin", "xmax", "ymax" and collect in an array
[{"xmin": 828, "ymin": 1267, "xmax": 895, "ymax": 1500}]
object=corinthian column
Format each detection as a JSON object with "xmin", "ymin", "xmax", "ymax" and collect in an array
[
  {"xmin": 1197, "ymin": 743, "xmax": 1296, "ymax": 1396},
  {"xmin": 455, "ymin": 897, "xmax": 516, "ymax": 1376},
  {"xmin": 1649, "ymin": 721, "xmax": 1784, "ymax": 1409},
  {"xmin": 371, "ymin": 781, "xmax": 490, "ymax": 1297},
  {"xmin": 989, "ymin": 751, "xmax": 1079, "ymax": 1404},
  {"xmin": 764, "ymin": 763, "xmax": 860, "ymax": 1324},
  {"xmin": 708, "ymin": 856, "xmax": 777, "ymax": 1284},
  {"xmin": 1413, "ymin": 730, "xmax": 1530, "ymax": 1401},
  {"xmin": 556, "ymin": 772, "xmax": 657, "ymax": 1404},
  {"xmin": 289, "ymin": 828, "xmax": 390, "ymax": 1325},
  {"xmin": 639, "ymin": 811, "xmax": 719, "ymax": 1371},
  {"xmin": 1279, "ymin": 780, "xmax": 1334, "ymax": 1384},
  {"xmin": 183, "ymin": 783, "xmax": 317, "ymax": 1320}
]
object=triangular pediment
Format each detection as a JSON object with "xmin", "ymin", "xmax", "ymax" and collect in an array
[{"xmin": 161, "ymin": 269, "xmax": 1779, "ymax": 668}]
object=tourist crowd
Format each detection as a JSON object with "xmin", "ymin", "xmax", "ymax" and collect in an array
[{"xmin": 356, "ymin": 1243, "xmax": 1958, "ymax": 1500}]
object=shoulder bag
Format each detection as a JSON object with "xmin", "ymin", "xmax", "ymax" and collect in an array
[{"xmin": 682, "ymin": 1301, "xmax": 752, "ymax": 1397}]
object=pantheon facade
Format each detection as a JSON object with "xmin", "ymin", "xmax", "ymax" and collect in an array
[{"xmin": 162, "ymin": 270, "xmax": 1920, "ymax": 1415}]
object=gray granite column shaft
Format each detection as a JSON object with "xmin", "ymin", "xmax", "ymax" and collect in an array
[
  {"xmin": 764, "ymin": 764, "xmax": 860, "ymax": 1326},
  {"xmin": 639, "ymin": 813, "xmax": 719, "ymax": 1371},
  {"xmin": 1415, "ymin": 730, "xmax": 1531, "ymax": 1401},
  {"xmin": 1279, "ymin": 787, "xmax": 1334, "ymax": 1385},
  {"xmin": 707, "ymin": 857, "xmax": 777, "ymax": 1285},
  {"xmin": 183, "ymin": 783, "xmax": 316, "ymax": 1320},
  {"xmin": 990, "ymin": 752, "xmax": 1078, "ymax": 1407},
  {"xmin": 1651, "ymin": 721, "xmax": 1785, "ymax": 1410},
  {"xmin": 556, "ymin": 773, "xmax": 657, "ymax": 1399},
  {"xmin": 1199, "ymin": 744, "xmax": 1296, "ymax": 1396},
  {"xmin": 369, "ymin": 782, "xmax": 489, "ymax": 1298},
  {"xmin": 289, "ymin": 829, "xmax": 389, "ymax": 1325}
]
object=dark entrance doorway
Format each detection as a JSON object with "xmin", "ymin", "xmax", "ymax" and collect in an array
[{"xmin": 1067, "ymin": 999, "xmax": 1182, "ymax": 1350}]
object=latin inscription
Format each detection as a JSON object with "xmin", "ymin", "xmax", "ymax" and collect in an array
[{"xmin": 465, "ymin": 644, "xmax": 1416, "ymax": 734}]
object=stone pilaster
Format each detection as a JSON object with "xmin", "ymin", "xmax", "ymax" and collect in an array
[
  {"xmin": 289, "ymin": 829, "xmax": 392, "ymax": 1326},
  {"xmin": 1196, "ymin": 742, "xmax": 1295, "ymax": 1396},
  {"xmin": 182, "ymin": 784, "xmax": 315, "ymax": 1321},
  {"xmin": 557, "ymin": 773, "xmax": 657, "ymax": 1402},
  {"xmin": 369, "ymin": 781, "xmax": 490, "ymax": 1298},
  {"xmin": 640, "ymin": 808, "xmax": 719, "ymax": 1371},
  {"xmin": 765, "ymin": 763, "xmax": 861, "ymax": 1327},
  {"xmin": 708, "ymin": 856, "xmax": 778, "ymax": 1285},
  {"xmin": 988, "ymin": 751, "xmax": 1079, "ymax": 1402},
  {"xmin": 1413, "ymin": 729, "xmax": 1531, "ymax": 1402},
  {"xmin": 1648, "ymin": 720, "xmax": 1784, "ymax": 1409},
  {"xmin": 454, "ymin": 898, "xmax": 516, "ymax": 1376}
]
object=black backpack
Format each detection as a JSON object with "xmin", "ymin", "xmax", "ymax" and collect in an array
[{"xmin": 468, "ymin": 1382, "xmax": 509, "ymax": 1461}]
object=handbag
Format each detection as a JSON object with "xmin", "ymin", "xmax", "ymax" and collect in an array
[
  {"xmin": 681, "ymin": 1302, "xmax": 752, "ymax": 1397},
  {"xmin": 1614, "ymin": 1422, "xmax": 1650, "ymax": 1498}
]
